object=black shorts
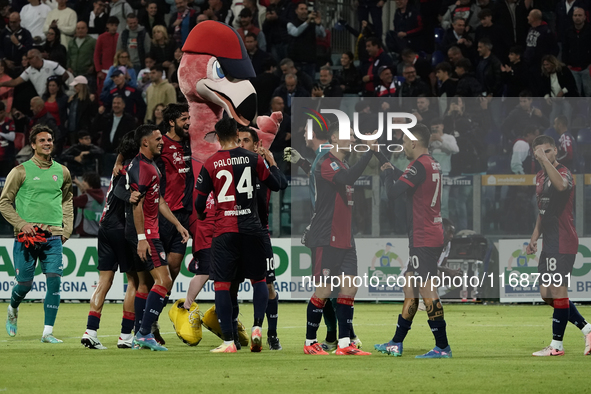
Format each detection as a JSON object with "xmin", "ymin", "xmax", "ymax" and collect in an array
[
  {"xmin": 538, "ymin": 251, "xmax": 576, "ymax": 286},
  {"xmin": 263, "ymin": 234, "xmax": 275, "ymax": 284},
  {"xmin": 407, "ymin": 246, "xmax": 443, "ymax": 282},
  {"xmin": 160, "ymin": 209, "xmax": 191, "ymax": 255},
  {"xmin": 312, "ymin": 246, "xmax": 358, "ymax": 279},
  {"xmin": 211, "ymin": 232, "xmax": 267, "ymax": 282},
  {"xmin": 128, "ymin": 237, "xmax": 168, "ymax": 272},
  {"xmin": 98, "ymin": 227, "xmax": 135, "ymax": 272},
  {"xmin": 189, "ymin": 248, "xmax": 211, "ymax": 275}
]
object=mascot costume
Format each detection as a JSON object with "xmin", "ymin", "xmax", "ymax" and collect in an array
[{"xmin": 168, "ymin": 21, "xmax": 283, "ymax": 345}]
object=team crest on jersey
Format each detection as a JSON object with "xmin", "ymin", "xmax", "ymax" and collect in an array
[
  {"xmin": 323, "ymin": 269, "xmax": 330, "ymax": 276},
  {"xmin": 52, "ymin": 175, "xmax": 58, "ymax": 181},
  {"xmin": 173, "ymin": 152, "xmax": 183, "ymax": 165},
  {"xmin": 330, "ymin": 162, "xmax": 340, "ymax": 171},
  {"xmin": 407, "ymin": 166, "xmax": 417, "ymax": 176},
  {"xmin": 160, "ymin": 252, "xmax": 166, "ymax": 261},
  {"xmin": 125, "ymin": 90, "xmax": 131, "ymax": 97}
]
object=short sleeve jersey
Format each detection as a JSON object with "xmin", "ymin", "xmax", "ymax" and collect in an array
[
  {"xmin": 195, "ymin": 147, "xmax": 271, "ymax": 236},
  {"xmin": 399, "ymin": 154, "xmax": 444, "ymax": 248},
  {"xmin": 126, "ymin": 153, "xmax": 161, "ymax": 239},
  {"xmin": 156, "ymin": 135, "xmax": 194, "ymax": 212},
  {"xmin": 536, "ymin": 164, "xmax": 578, "ymax": 254}
]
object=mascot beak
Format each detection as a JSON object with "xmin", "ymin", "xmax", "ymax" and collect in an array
[{"xmin": 197, "ymin": 76, "xmax": 257, "ymax": 126}]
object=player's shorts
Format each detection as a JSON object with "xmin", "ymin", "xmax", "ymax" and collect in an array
[
  {"xmin": 311, "ymin": 246, "xmax": 358, "ymax": 279},
  {"xmin": 406, "ymin": 246, "xmax": 444, "ymax": 282},
  {"xmin": 13, "ymin": 237, "xmax": 63, "ymax": 283},
  {"xmin": 189, "ymin": 248, "xmax": 211, "ymax": 275},
  {"xmin": 160, "ymin": 209, "xmax": 191, "ymax": 255},
  {"xmin": 538, "ymin": 251, "xmax": 576, "ymax": 286},
  {"xmin": 263, "ymin": 234, "xmax": 275, "ymax": 284},
  {"xmin": 211, "ymin": 232, "xmax": 267, "ymax": 282},
  {"xmin": 128, "ymin": 237, "xmax": 168, "ymax": 272},
  {"xmin": 98, "ymin": 227, "xmax": 134, "ymax": 272}
]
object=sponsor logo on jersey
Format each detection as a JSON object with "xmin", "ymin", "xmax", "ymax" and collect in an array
[
  {"xmin": 197, "ymin": 174, "xmax": 203, "ymax": 183},
  {"xmin": 323, "ymin": 269, "xmax": 330, "ymax": 276}
]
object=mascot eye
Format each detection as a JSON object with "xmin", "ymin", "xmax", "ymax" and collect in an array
[{"xmin": 212, "ymin": 60, "xmax": 225, "ymax": 80}]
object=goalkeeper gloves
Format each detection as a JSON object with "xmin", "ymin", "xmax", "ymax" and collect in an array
[
  {"xmin": 17, "ymin": 226, "xmax": 52, "ymax": 250},
  {"xmin": 283, "ymin": 147, "xmax": 302, "ymax": 164}
]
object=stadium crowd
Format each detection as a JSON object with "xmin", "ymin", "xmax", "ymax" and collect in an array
[{"xmin": 0, "ymin": 0, "xmax": 589, "ymax": 237}]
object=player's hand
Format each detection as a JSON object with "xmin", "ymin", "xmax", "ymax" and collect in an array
[
  {"xmin": 10, "ymin": 33, "xmax": 19, "ymax": 45},
  {"xmin": 129, "ymin": 191, "xmax": 143, "ymax": 204},
  {"xmin": 176, "ymin": 224, "xmax": 190, "ymax": 243},
  {"xmin": 526, "ymin": 240, "xmax": 537, "ymax": 255},
  {"xmin": 380, "ymin": 162, "xmax": 394, "ymax": 171},
  {"xmin": 20, "ymin": 223, "xmax": 36, "ymax": 236},
  {"xmin": 283, "ymin": 147, "xmax": 301, "ymax": 164},
  {"xmin": 533, "ymin": 146, "xmax": 546, "ymax": 163},
  {"xmin": 138, "ymin": 239, "xmax": 151, "ymax": 262},
  {"xmin": 61, "ymin": 236, "xmax": 68, "ymax": 244},
  {"xmin": 112, "ymin": 161, "xmax": 124, "ymax": 176},
  {"xmin": 259, "ymin": 146, "xmax": 277, "ymax": 167}
]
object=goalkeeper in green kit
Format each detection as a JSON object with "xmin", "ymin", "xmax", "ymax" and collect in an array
[{"xmin": 0, "ymin": 125, "xmax": 73, "ymax": 343}]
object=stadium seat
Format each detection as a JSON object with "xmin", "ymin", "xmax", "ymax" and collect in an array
[
  {"xmin": 14, "ymin": 132, "xmax": 25, "ymax": 152},
  {"xmin": 431, "ymin": 50, "xmax": 444, "ymax": 67},
  {"xmin": 434, "ymin": 27, "xmax": 445, "ymax": 46},
  {"xmin": 577, "ymin": 128, "xmax": 591, "ymax": 144},
  {"xmin": 543, "ymin": 127, "xmax": 560, "ymax": 144},
  {"xmin": 487, "ymin": 154, "xmax": 511, "ymax": 174}
]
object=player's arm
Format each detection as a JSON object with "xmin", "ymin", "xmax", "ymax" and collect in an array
[
  {"xmin": 113, "ymin": 173, "xmax": 142, "ymax": 203},
  {"xmin": 527, "ymin": 214, "xmax": 542, "ymax": 254},
  {"xmin": 375, "ymin": 150, "xmax": 405, "ymax": 179},
  {"xmin": 0, "ymin": 165, "xmax": 32, "ymax": 235},
  {"xmin": 332, "ymin": 151, "xmax": 373, "ymax": 185},
  {"xmin": 132, "ymin": 196, "xmax": 150, "ymax": 262},
  {"xmin": 533, "ymin": 146, "xmax": 569, "ymax": 192},
  {"xmin": 256, "ymin": 155, "xmax": 282, "ymax": 191},
  {"xmin": 284, "ymin": 147, "xmax": 311, "ymax": 175},
  {"xmin": 381, "ymin": 163, "xmax": 413, "ymax": 200},
  {"xmin": 158, "ymin": 196, "xmax": 189, "ymax": 243},
  {"xmin": 61, "ymin": 166, "xmax": 74, "ymax": 243},
  {"xmin": 260, "ymin": 147, "xmax": 288, "ymax": 190},
  {"xmin": 195, "ymin": 165, "xmax": 214, "ymax": 220}
]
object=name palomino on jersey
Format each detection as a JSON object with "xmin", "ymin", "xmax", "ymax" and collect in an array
[{"xmin": 214, "ymin": 156, "xmax": 250, "ymax": 169}]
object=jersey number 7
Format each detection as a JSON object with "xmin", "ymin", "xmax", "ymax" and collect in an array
[
  {"xmin": 431, "ymin": 173, "xmax": 441, "ymax": 207},
  {"xmin": 216, "ymin": 167, "xmax": 254, "ymax": 202}
]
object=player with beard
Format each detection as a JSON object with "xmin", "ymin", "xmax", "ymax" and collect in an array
[
  {"xmin": 303, "ymin": 124, "xmax": 374, "ymax": 356},
  {"xmin": 238, "ymin": 126, "xmax": 288, "ymax": 350}
]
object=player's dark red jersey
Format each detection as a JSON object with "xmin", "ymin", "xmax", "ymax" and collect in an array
[
  {"xmin": 192, "ymin": 192, "xmax": 216, "ymax": 251},
  {"xmin": 399, "ymin": 154, "xmax": 444, "ymax": 248},
  {"xmin": 99, "ymin": 172, "xmax": 126, "ymax": 230},
  {"xmin": 307, "ymin": 153, "xmax": 355, "ymax": 249},
  {"xmin": 195, "ymin": 147, "xmax": 282, "ymax": 236},
  {"xmin": 126, "ymin": 153, "xmax": 161, "ymax": 239},
  {"xmin": 536, "ymin": 164, "xmax": 578, "ymax": 254},
  {"xmin": 156, "ymin": 135, "xmax": 194, "ymax": 212}
]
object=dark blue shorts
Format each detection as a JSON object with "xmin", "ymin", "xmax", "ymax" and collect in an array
[
  {"xmin": 160, "ymin": 209, "xmax": 191, "ymax": 255},
  {"xmin": 211, "ymin": 232, "xmax": 267, "ymax": 282},
  {"xmin": 98, "ymin": 226, "xmax": 134, "ymax": 272},
  {"xmin": 189, "ymin": 248, "xmax": 211, "ymax": 275}
]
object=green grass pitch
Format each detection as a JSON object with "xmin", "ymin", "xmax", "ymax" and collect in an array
[{"xmin": 0, "ymin": 302, "xmax": 589, "ymax": 393}]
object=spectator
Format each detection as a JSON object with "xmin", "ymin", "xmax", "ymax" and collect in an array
[
  {"xmin": 455, "ymin": 58, "xmax": 483, "ymax": 97},
  {"xmin": 338, "ymin": 51, "xmax": 362, "ymax": 95},
  {"xmin": 387, "ymin": 0, "xmax": 424, "ymax": 53},
  {"xmin": 0, "ymin": 12, "xmax": 33, "ymax": 64},
  {"xmin": 67, "ymin": 76, "xmax": 97, "ymax": 143},
  {"xmin": 0, "ymin": 59, "xmax": 13, "ymax": 112},
  {"xmin": 168, "ymin": 0, "xmax": 196, "ymax": 46},
  {"xmin": 562, "ymin": 7, "xmax": 591, "ymax": 97},
  {"xmin": 94, "ymin": 16, "xmax": 119, "ymax": 95},
  {"xmin": 263, "ymin": 2, "xmax": 289, "ymax": 62},
  {"xmin": 475, "ymin": 38, "xmax": 502, "ymax": 97},
  {"xmin": 42, "ymin": 75, "xmax": 67, "ymax": 128},
  {"xmin": 279, "ymin": 58, "xmax": 313, "ymax": 93},
  {"xmin": 398, "ymin": 65, "xmax": 430, "ymax": 98},
  {"xmin": 72, "ymin": 171, "xmax": 105, "ymax": 236},
  {"xmin": 43, "ymin": 0, "xmax": 77, "ymax": 49},
  {"xmin": 435, "ymin": 62, "xmax": 457, "ymax": 97},
  {"xmin": 271, "ymin": 73, "xmax": 309, "ymax": 114},
  {"xmin": 144, "ymin": 64, "xmax": 175, "ymax": 122},
  {"xmin": 100, "ymin": 69, "xmax": 145, "ymax": 121},
  {"xmin": 474, "ymin": 9, "xmax": 510, "ymax": 62},
  {"xmin": 554, "ymin": 114, "xmax": 577, "ymax": 172},
  {"xmin": 442, "ymin": 0, "xmax": 481, "ymax": 31},
  {"xmin": 139, "ymin": 0, "xmax": 165, "ymax": 39},
  {"xmin": 555, "ymin": 0, "xmax": 589, "ymax": 44},
  {"xmin": 0, "ymin": 49, "xmax": 67, "ymax": 96},
  {"xmin": 41, "ymin": 26, "xmax": 66, "ymax": 68},
  {"xmin": 67, "ymin": 21, "xmax": 96, "ymax": 78},
  {"xmin": 232, "ymin": 0, "xmax": 266, "ymax": 29},
  {"xmin": 268, "ymin": 95, "xmax": 290, "ymax": 163},
  {"xmin": 510, "ymin": 124, "xmax": 539, "ymax": 174},
  {"xmin": 83, "ymin": 0, "xmax": 108, "ymax": 39},
  {"xmin": 287, "ymin": 2, "xmax": 326, "ymax": 80},
  {"xmin": 413, "ymin": 95, "xmax": 437, "ymax": 124},
  {"xmin": 429, "ymin": 117, "xmax": 459, "ymax": 218},
  {"xmin": 312, "ymin": 66, "xmax": 343, "ymax": 101},
  {"xmin": 501, "ymin": 45, "xmax": 528, "ymax": 97},
  {"xmin": 244, "ymin": 32, "xmax": 271, "ymax": 75},
  {"xmin": 252, "ymin": 57, "xmax": 280, "ymax": 115},
  {"xmin": 361, "ymin": 37, "xmax": 393, "ymax": 96},
  {"xmin": 61, "ymin": 131, "xmax": 103, "ymax": 176},
  {"xmin": 147, "ymin": 102, "xmax": 164, "ymax": 126},
  {"xmin": 447, "ymin": 45, "xmax": 465, "ymax": 68},
  {"xmin": 92, "ymin": 95, "xmax": 135, "ymax": 151},
  {"xmin": 102, "ymin": 50, "xmax": 137, "ymax": 93},
  {"xmin": 108, "ymin": 0, "xmax": 134, "ymax": 34},
  {"xmin": 539, "ymin": 55, "xmax": 579, "ymax": 127},
  {"xmin": 117, "ymin": 13, "xmax": 151, "ymax": 73},
  {"xmin": 523, "ymin": 9, "xmax": 558, "ymax": 74},
  {"xmin": 237, "ymin": 8, "xmax": 266, "ymax": 51},
  {"xmin": 357, "ymin": 0, "xmax": 385, "ymax": 39},
  {"xmin": 150, "ymin": 25, "xmax": 176, "ymax": 76},
  {"xmin": 136, "ymin": 54, "xmax": 161, "ymax": 92},
  {"xmin": 0, "ymin": 101, "xmax": 16, "ymax": 176},
  {"xmin": 441, "ymin": 17, "xmax": 473, "ymax": 58},
  {"xmin": 398, "ymin": 48, "xmax": 434, "ymax": 90},
  {"xmin": 502, "ymin": 90, "xmax": 548, "ymax": 143},
  {"xmin": 14, "ymin": 96, "xmax": 59, "ymax": 142},
  {"xmin": 20, "ymin": 0, "xmax": 51, "ymax": 44},
  {"xmin": 338, "ymin": 19, "xmax": 375, "ymax": 67},
  {"xmin": 202, "ymin": 0, "xmax": 233, "ymax": 25},
  {"xmin": 493, "ymin": 0, "xmax": 528, "ymax": 46},
  {"xmin": 375, "ymin": 65, "xmax": 397, "ymax": 98},
  {"xmin": 168, "ymin": 45, "xmax": 185, "ymax": 102}
]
